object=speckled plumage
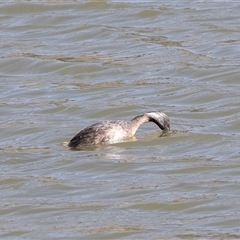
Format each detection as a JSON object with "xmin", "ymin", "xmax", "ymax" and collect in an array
[{"xmin": 68, "ymin": 111, "xmax": 170, "ymax": 148}]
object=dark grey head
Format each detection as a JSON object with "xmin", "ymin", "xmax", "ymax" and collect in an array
[{"xmin": 146, "ymin": 111, "xmax": 170, "ymax": 130}]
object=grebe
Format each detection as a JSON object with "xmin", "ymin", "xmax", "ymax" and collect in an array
[{"xmin": 68, "ymin": 111, "xmax": 170, "ymax": 148}]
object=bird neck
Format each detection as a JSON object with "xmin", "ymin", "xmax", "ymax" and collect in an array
[{"xmin": 129, "ymin": 114, "xmax": 150, "ymax": 135}]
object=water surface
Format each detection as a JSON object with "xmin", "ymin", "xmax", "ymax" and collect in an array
[{"xmin": 1, "ymin": 1, "xmax": 240, "ymax": 239}]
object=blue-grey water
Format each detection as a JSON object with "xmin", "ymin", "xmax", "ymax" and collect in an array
[{"xmin": 1, "ymin": 1, "xmax": 240, "ymax": 239}]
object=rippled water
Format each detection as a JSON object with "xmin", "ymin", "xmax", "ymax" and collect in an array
[{"xmin": 1, "ymin": 1, "xmax": 240, "ymax": 239}]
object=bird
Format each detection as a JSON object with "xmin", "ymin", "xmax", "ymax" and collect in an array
[{"xmin": 68, "ymin": 111, "xmax": 170, "ymax": 148}]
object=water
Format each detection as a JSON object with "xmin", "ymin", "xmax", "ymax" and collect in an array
[{"xmin": 1, "ymin": 1, "xmax": 240, "ymax": 239}]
